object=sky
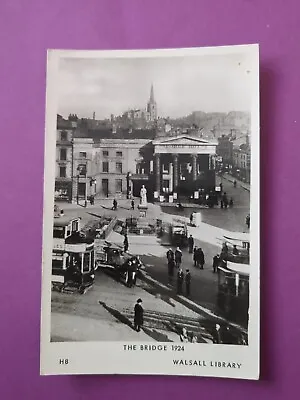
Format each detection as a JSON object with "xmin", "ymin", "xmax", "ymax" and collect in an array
[{"xmin": 57, "ymin": 52, "xmax": 253, "ymax": 119}]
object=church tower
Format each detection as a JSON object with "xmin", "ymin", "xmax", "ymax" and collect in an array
[{"xmin": 147, "ymin": 84, "xmax": 157, "ymax": 121}]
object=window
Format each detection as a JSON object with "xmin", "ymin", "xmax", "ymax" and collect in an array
[
  {"xmin": 116, "ymin": 179, "xmax": 123, "ymax": 193},
  {"xmin": 79, "ymin": 151, "xmax": 87, "ymax": 158},
  {"xmin": 116, "ymin": 162, "xmax": 123, "ymax": 173},
  {"xmin": 61, "ymin": 131, "xmax": 67, "ymax": 141},
  {"xmin": 83, "ymin": 253, "xmax": 91, "ymax": 272},
  {"xmin": 53, "ymin": 227, "xmax": 65, "ymax": 239},
  {"xmin": 103, "ymin": 150, "xmax": 109, "ymax": 157},
  {"xmin": 60, "ymin": 148, "xmax": 67, "ymax": 160},
  {"xmin": 77, "ymin": 164, "xmax": 87, "ymax": 177},
  {"xmin": 162, "ymin": 164, "xmax": 169, "ymax": 174},
  {"xmin": 116, "ymin": 151, "xmax": 123, "ymax": 157},
  {"xmin": 102, "ymin": 161, "xmax": 109, "ymax": 173},
  {"xmin": 59, "ymin": 166, "xmax": 66, "ymax": 178}
]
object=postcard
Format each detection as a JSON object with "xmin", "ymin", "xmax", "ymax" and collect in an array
[{"xmin": 40, "ymin": 44, "xmax": 260, "ymax": 379}]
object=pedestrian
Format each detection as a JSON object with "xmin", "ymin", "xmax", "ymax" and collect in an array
[
  {"xmin": 229, "ymin": 198, "xmax": 234, "ymax": 207},
  {"xmin": 179, "ymin": 327, "xmax": 189, "ymax": 342},
  {"xmin": 190, "ymin": 212, "xmax": 194, "ymax": 226},
  {"xmin": 175, "ymin": 247, "xmax": 182, "ymax": 268},
  {"xmin": 113, "ymin": 198, "xmax": 118, "ymax": 210},
  {"xmin": 168, "ymin": 257, "xmax": 175, "ymax": 283},
  {"xmin": 90, "ymin": 195, "xmax": 94, "ymax": 205},
  {"xmin": 223, "ymin": 192, "xmax": 228, "ymax": 208},
  {"xmin": 233, "ymin": 179, "xmax": 237, "ymax": 188},
  {"xmin": 220, "ymin": 199, "xmax": 224, "ymax": 208},
  {"xmin": 233, "ymin": 245, "xmax": 239, "ymax": 255},
  {"xmin": 192, "ymin": 335, "xmax": 198, "ymax": 343},
  {"xmin": 123, "ymin": 234, "xmax": 129, "ymax": 253},
  {"xmin": 196, "ymin": 247, "xmax": 205, "ymax": 269},
  {"xmin": 187, "ymin": 234, "xmax": 194, "ymax": 253},
  {"xmin": 212, "ymin": 324, "xmax": 222, "ymax": 344},
  {"xmin": 185, "ymin": 269, "xmax": 191, "ymax": 297},
  {"xmin": 166, "ymin": 248, "xmax": 174, "ymax": 262},
  {"xmin": 127, "ymin": 261, "xmax": 133, "ymax": 287},
  {"xmin": 131, "ymin": 199, "xmax": 135, "ymax": 210},
  {"xmin": 177, "ymin": 268, "xmax": 184, "ymax": 294},
  {"xmin": 246, "ymin": 214, "xmax": 250, "ymax": 229},
  {"xmin": 193, "ymin": 246, "xmax": 198, "ymax": 267},
  {"xmin": 213, "ymin": 254, "xmax": 221, "ymax": 273},
  {"xmin": 134, "ymin": 298, "xmax": 144, "ymax": 332},
  {"xmin": 220, "ymin": 182, "xmax": 223, "ymax": 193}
]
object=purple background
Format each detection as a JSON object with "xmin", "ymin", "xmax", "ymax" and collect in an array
[{"xmin": 0, "ymin": 0, "xmax": 298, "ymax": 398}]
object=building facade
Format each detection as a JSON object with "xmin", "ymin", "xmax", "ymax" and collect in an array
[
  {"xmin": 55, "ymin": 115, "xmax": 77, "ymax": 201},
  {"xmin": 55, "ymin": 114, "xmax": 218, "ymax": 203},
  {"xmin": 232, "ymin": 141, "xmax": 251, "ymax": 183},
  {"xmin": 152, "ymin": 135, "xmax": 217, "ymax": 200},
  {"xmin": 216, "ymin": 134, "xmax": 234, "ymax": 168}
]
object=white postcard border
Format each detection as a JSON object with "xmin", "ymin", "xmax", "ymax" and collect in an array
[{"xmin": 40, "ymin": 44, "xmax": 260, "ymax": 379}]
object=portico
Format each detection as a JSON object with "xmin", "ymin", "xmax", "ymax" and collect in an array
[{"xmin": 152, "ymin": 135, "xmax": 217, "ymax": 200}]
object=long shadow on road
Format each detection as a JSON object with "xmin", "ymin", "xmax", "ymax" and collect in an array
[{"xmin": 99, "ymin": 301, "xmax": 173, "ymax": 342}]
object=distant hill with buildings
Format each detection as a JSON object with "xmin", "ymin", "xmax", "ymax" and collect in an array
[{"xmin": 168, "ymin": 111, "xmax": 251, "ymax": 137}]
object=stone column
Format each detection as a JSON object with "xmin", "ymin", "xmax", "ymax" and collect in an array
[
  {"xmin": 155, "ymin": 153, "xmax": 161, "ymax": 195},
  {"xmin": 192, "ymin": 154, "xmax": 197, "ymax": 181},
  {"xmin": 172, "ymin": 154, "xmax": 179, "ymax": 191},
  {"xmin": 210, "ymin": 155, "xmax": 216, "ymax": 170}
]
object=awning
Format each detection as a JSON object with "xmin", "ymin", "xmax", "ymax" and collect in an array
[
  {"xmin": 227, "ymin": 262, "xmax": 250, "ymax": 276},
  {"xmin": 223, "ymin": 232, "xmax": 250, "ymax": 243}
]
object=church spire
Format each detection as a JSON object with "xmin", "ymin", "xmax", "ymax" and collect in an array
[{"xmin": 149, "ymin": 83, "xmax": 155, "ymax": 103}]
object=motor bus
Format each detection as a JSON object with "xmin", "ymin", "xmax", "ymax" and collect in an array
[
  {"xmin": 52, "ymin": 216, "xmax": 95, "ymax": 293},
  {"xmin": 217, "ymin": 261, "xmax": 250, "ymax": 328},
  {"xmin": 220, "ymin": 232, "xmax": 250, "ymax": 264}
]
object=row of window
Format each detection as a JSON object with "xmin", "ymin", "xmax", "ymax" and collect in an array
[
  {"xmin": 102, "ymin": 150, "xmax": 123, "ymax": 157},
  {"xmin": 58, "ymin": 161, "xmax": 124, "ymax": 178},
  {"xmin": 58, "ymin": 149, "xmax": 123, "ymax": 161},
  {"xmin": 102, "ymin": 162, "xmax": 123, "ymax": 173}
]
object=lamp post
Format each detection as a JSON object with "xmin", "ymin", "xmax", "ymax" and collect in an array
[
  {"xmin": 126, "ymin": 172, "xmax": 132, "ymax": 199},
  {"xmin": 76, "ymin": 174, "xmax": 79, "ymax": 204}
]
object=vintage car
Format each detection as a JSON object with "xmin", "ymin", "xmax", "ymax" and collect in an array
[
  {"xmin": 96, "ymin": 242, "xmax": 142, "ymax": 286},
  {"xmin": 169, "ymin": 223, "xmax": 188, "ymax": 248}
]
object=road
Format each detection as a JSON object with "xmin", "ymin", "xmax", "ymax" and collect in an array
[
  {"xmin": 55, "ymin": 179, "xmax": 249, "ymax": 321},
  {"xmin": 51, "ymin": 270, "xmax": 217, "ymax": 343},
  {"xmin": 162, "ymin": 177, "xmax": 250, "ymax": 233}
]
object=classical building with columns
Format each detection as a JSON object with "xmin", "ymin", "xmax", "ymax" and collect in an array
[{"xmin": 151, "ymin": 135, "xmax": 217, "ymax": 201}]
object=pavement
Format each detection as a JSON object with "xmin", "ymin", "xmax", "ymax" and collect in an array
[{"xmin": 51, "ymin": 270, "xmax": 216, "ymax": 343}]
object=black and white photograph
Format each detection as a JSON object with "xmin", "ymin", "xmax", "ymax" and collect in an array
[{"xmin": 41, "ymin": 45, "xmax": 260, "ymax": 378}]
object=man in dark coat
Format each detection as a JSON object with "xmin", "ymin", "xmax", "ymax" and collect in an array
[
  {"xmin": 123, "ymin": 234, "xmax": 129, "ymax": 253},
  {"xmin": 131, "ymin": 199, "xmax": 135, "ymax": 210},
  {"xmin": 185, "ymin": 269, "xmax": 191, "ymax": 297},
  {"xmin": 213, "ymin": 254, "xmax": 221, "ymax": 273},
  {"xmin": 187, "ymin": 235, "xmax": 194, "ymax": 253},
  {"xmin": 175, "ymin": 247, "xmax": 182, "ymax": 268},
  {"xmin": 167, "ymin": 257, "xmax": 175, "ymax": 283},
  {"xmin": 193, "ymin": 246, "xmax": 198, "ymax": 267},
  {"xmin": 166, "ymin": 248, "xmax": 174, "ymax": 262},
  {"xmin": 113, "ymin": 199, "xmax": 118, "ymax": 210},
  {"xmin": 177, "ymin": 268, "xmax": 184, "ymax": 294},
  {"xmin": 196, "ymin": 247, "xmax": 205, "ymax": 269},
  {"xmin": 223, "ymin": 192, "xmax": 228, "ymax": 208},
  {"xmin": 246, "ymin": 214, "xmax": 250, "ymax": 229},
  {"xmin": 134, "ymin": 299, "xmax": 144, "ymax": 332}
]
